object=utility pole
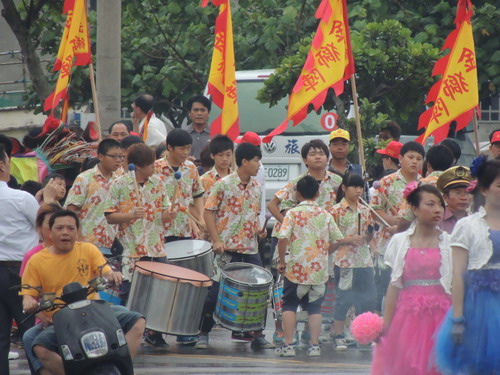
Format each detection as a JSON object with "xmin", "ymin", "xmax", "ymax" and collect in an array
[{"xmin": 96, "ymin": 0, "xmax": 121, "ymax": 135}]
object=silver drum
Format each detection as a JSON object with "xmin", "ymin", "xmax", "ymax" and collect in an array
[
  {"xmin": 214, "ymin": 262, "xmax": 273, "ymax": 332},
  {"xmin": 165, "ymin": 239, "xmax": 213, "ymax": 277},
  {"xmin": 127, "ymin": 261, "xmax": 212, "ymax": 335}
]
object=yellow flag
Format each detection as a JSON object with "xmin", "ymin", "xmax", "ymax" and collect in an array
[
  {"xmin": 417, "ymin": 0, "xmax": 478, "ymax": 144},
  {"xmin": 203, "ymin": 0, "xmax": 240, "ymax": 140},
  {"xmin": 54, "ymin": 0, "xmax": 91, "ymax": 71},
  {"xmin": 263, "ymin": 0, "xmax": 354, "ymax": 142},
  {"xmin": 45, "ymin": 0, "xmax": 88, "ymax": 111}
]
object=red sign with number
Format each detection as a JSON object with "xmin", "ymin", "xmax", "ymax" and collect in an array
[{"xmin": 320, "ymin": 112, "xmax": 338, "ymax": 131}]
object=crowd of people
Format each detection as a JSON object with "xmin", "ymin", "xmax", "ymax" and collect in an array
[{"xmin": 1, "ymin": 95, "xmax": 500, "ymax": 374}]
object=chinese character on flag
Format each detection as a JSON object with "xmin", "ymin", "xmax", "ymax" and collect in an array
[
  {"xmin": 263, "ymin": 0, "xmax": 355, "ymax": 143},
  {"xmin": 44, "ymin": 0, "xmax": 90, "ymax": 112},
  {"xmin": 202, "ymin": 0, "xmax": 240, "ymax": 141},
  {"xmin": 417, "ymin": 0, "xmax": 479, "ymax": 144}
]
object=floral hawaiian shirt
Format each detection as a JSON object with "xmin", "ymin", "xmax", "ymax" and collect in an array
[
  {"xmin": 330, "ymin": 199, "xmax": 374, "ymax": 268},
  {"xmin": 271, "ymin": 171, "xmax": 342, "ymax": 236},
  {"xmin": 205, "ymin": 172, "xmax": 261, "ymax": 254},
  {"xmin": 65, "ymin": 165, "xmax": 120, "ymax": 248},
  {"xmin": 155, "ymin": 158, "xmax": 204, "ymax": 237},
  {"xmin": 371, "ymin": 169, "xmax": 420, "ymax": 256},
  {"xmin": 200, "ymin": 167, "xmax": 231, "ymax": 197},
  {"xmin": 104, "ymin": 173, "xmax": 169, "ymax": 260},
  {"xmin": 276, "ymin": 201, "xmax": 343, "ymax": 285}
]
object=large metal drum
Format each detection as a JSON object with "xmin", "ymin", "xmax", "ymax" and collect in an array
[
  {"xmin": 165, "ymin": 239, "xmax": 213, "ymax": 277},
  {"xmin": 127, "ymin": 261, "xmax": 212, "ymax": 335},
  {"xmin": 214, "ymin": 262, "xmax": 273, "ymax": 332}
]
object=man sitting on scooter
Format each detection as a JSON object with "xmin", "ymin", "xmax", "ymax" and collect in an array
[{"xmin": 20, "ymin": 210, "xmax": 145, "ymax": 375}]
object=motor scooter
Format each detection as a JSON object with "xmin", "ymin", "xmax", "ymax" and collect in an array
[{"xmin": 22, "ymin": 272, "xmax": 134, "ymax": 375}]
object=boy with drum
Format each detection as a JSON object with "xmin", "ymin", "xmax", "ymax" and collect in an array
[
  {"xmin": 195, "ymin": 142, "xmax": 273, "ymax": 349},
  {"xmin": 275, "ymin": 176, "xmax": 343, "ymax": 357}
]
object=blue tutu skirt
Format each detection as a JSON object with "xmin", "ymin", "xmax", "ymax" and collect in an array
[{"xmin": 436, "ymin": 269, "xmax": 500, "ymax": 374}]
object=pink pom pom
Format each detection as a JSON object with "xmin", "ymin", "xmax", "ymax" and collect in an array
[{"xmin": 351, "ymin": 312, "xmax": 384, "ymax": 345}]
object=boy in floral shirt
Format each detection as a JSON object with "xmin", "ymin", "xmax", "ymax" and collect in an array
[
  {"xmin": 105, "ymin": 143, "xmax": 171, "ymax": 348},
  {"xmin": 155, "ymin": 129, "xmax": 205, "ymax": 242},
  {"xmin": 196, "ymin": 142, "xmax": 271, "ymax": 350},
  {"xmin": 370, "ymin": 141, "xmax": 424, "ymax": 312},
  {"xmin": 200, "ymin": 135, "xmax": 233, "ymax": 196},
  {"xmin": 66, "ymin": 139, "xmax": 122, "ymax": 255},
  {"xmin": 275, "ymin": 175, "xmax": 343, "ymax": 358}
]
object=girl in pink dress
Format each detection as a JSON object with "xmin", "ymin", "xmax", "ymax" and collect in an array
[{"xmin": 371, "ymin": 183, "xmax": 452, "ymax": 375}]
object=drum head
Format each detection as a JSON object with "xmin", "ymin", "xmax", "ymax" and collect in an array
[
  {"xmin": 134, "ymin": 261, "xmax": 212, "ymax": 287},
  {"xmin": 221, "ymin": 262, "xmax": 273, "ymax": 286},
  {"xmin": 164, "ymin": 240, "xmax": 212, "ymax": 260}
]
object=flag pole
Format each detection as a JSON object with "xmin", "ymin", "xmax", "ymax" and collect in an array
[
  {"xmin": 89, "ymin": 61, "xmax": 102, "ymax": 141},
  {"xmin": 350, "ymin": 75, "xmax": 366, "ymax": 174},
  {"xmin": 472, "ymin": 108, "xmax": 480, "ymax": 156}
]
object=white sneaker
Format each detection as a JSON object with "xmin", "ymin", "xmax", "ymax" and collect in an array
[
  {"xmin": 8, "ymin": 351, "xmax": 19, "ymax": 360},
  {"xmin": 275, "ymin": 344, "xmax": 296, "ymax": 357},
  {"xmin": 194, "ymin": 335, "xmax": 208, "ymax": 349},
  {"xmin": 308, "ymin": 344, "xmax": 321, "ymax": 357},
  {"xmin": 334, "ymin": 336, "xmax": 347, "ymax": 350}
]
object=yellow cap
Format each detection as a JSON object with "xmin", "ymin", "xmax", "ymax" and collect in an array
[
  {"xmin": 436, "ymin": 166, "xmax": 472, "ymax": 192},
  {"xmin": 329, "ymin": 128, "xmax": 350, "ymax": 142}
]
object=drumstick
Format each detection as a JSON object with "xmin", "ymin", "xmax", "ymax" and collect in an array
[
  {"xmin": 359, "ymin": 197, "xmax": 390, "ymax": 227},
  {"xmin": 170, "ymin": 171, "xmax": 182, "ymax": 208},
  {"xmin": 357, "ymin": 213, "xmax": 361, "ymax": 236},
  {"xmin": 128, "ymin": 163, "xmax": 142, "ymax": 206},
  {"xmin": 262, "ymin": 212, "xmax": 272, "ymax": 232},
  {"xmin": 373, "ymin": 180, "xmax": 397, "ymax": 213},
  {"xmin": 179, "ymin": 206, "xmax": 204, "ymax": 228}
]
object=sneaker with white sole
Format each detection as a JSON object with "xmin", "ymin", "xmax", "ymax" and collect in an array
[
  {"xmin": 276, "ymin": 344, "xmax": 296, "ymax": 357},
  {"xmin": 334, "ymin": 335, "xmax": 347, "ymax": 350},
  {"xmin": 307, "ymin": 344, "xmax": 321, "ymax": 357},
  {"xmin": 8, "ymin": 351, "xmax": 19, "ymax": 360},
  {"xmin": 194, "ymin": 335, "xmax": 208, "ymax": 349}
]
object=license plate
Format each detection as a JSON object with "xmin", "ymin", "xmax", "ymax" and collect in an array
[{"xmin": 264, "ymin": 165, "xmax": 289, "ymax": 181}]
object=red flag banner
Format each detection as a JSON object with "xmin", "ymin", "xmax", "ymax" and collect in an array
[
  {"xmin": 45, "ymin": 0, "xmax": 90, "ymax": 112},
  {"xmin": 416, "ymin": 0, "xmax": 479, "ymax": 144},
  {"xmin": 263, "ymin": 0, "xmax": 354, "ymax": 143},
  {"xmin": 202, "ymin": 0, "xmax": 240, "ymax": 141}
]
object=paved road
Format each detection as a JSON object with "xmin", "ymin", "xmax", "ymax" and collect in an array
[{"xmin": 9, "ymin": 311, "xmax": 372, "ymax": 374}]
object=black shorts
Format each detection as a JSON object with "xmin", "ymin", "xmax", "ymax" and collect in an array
[{"xmin": 282, "ymin": 277, "xmax": 325, "ymax": 315}]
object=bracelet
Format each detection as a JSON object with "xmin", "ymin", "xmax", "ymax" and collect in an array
[{"xmin": 450, "ymin": 316, "xmax": 466, "ymax": 324}]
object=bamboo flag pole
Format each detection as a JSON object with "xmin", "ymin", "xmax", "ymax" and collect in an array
[
  {"xmin": 472, "ymin": 108, "xmax": 480, "ymax": 156},
  {"xmin": 89, "ymin": 61, "xmax": 102, "ymax": 141},
  {"xmin": 350, "ymin": 75, "xmax": 366, "ymax": 174}
]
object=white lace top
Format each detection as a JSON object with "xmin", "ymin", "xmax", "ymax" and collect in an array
[
  {"xmin": 451, "ymin": 207, "xmax": 494, "ymax": 270},
  {"xmin": 384, "ymin": 223, "xmax": 452, "ymax": 294}
]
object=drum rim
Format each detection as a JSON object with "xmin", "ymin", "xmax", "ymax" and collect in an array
[
  {"xmin": 134, "ymin": 261, "xmax": 212, "ymax": 286},
  {"xmin": 164, "ymin": 240, "xmax": 213, "ymax": 260},
  {"xmin": 221, "ymin": 262, "xmax": 273, "ymax": 286}
]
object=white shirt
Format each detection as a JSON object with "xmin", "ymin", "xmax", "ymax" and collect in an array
[
  {"xmin": 384, "ymin": 223, "xmax": 452, "ymax": 294},
  {"xmin": 0, "ymin": 181, "xmax": 39, "ymax": 261},
  {"xmin": 140, "ymin": 114, "xmax": 167, "ymax": 147},
  {"xmin": 256, "ymin": 164, "xmax": 266, "ymax": 227},
  {"xmin": 451, "ymin": 207, "xmax": 495, "ymax": 270}
]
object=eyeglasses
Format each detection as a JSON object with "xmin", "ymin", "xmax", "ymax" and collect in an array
[{"xmin": 105, "ymin": 154, "xmax": 125, "ymax": 160}]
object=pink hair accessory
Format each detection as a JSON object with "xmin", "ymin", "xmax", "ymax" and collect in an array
[
  {"xmin": 351, "ymin": 312, "xmax": 384, "ymax": 344},
  {"xmin": 466, "ymin": 180, "xmax": 477, "ymax": 193},
  {"xmin": 403, "ymin": 181, "xmax": 419, "ymax": 199}
]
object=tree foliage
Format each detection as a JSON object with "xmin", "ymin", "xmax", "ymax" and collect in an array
[{"xmin": 2, "ymin": 0, "xmax": 498, "ymax": 129}]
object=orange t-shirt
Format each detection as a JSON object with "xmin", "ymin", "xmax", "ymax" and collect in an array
[{"xmin": 21, "ymin": 242, "xmax": 111, "ymax": 317}]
